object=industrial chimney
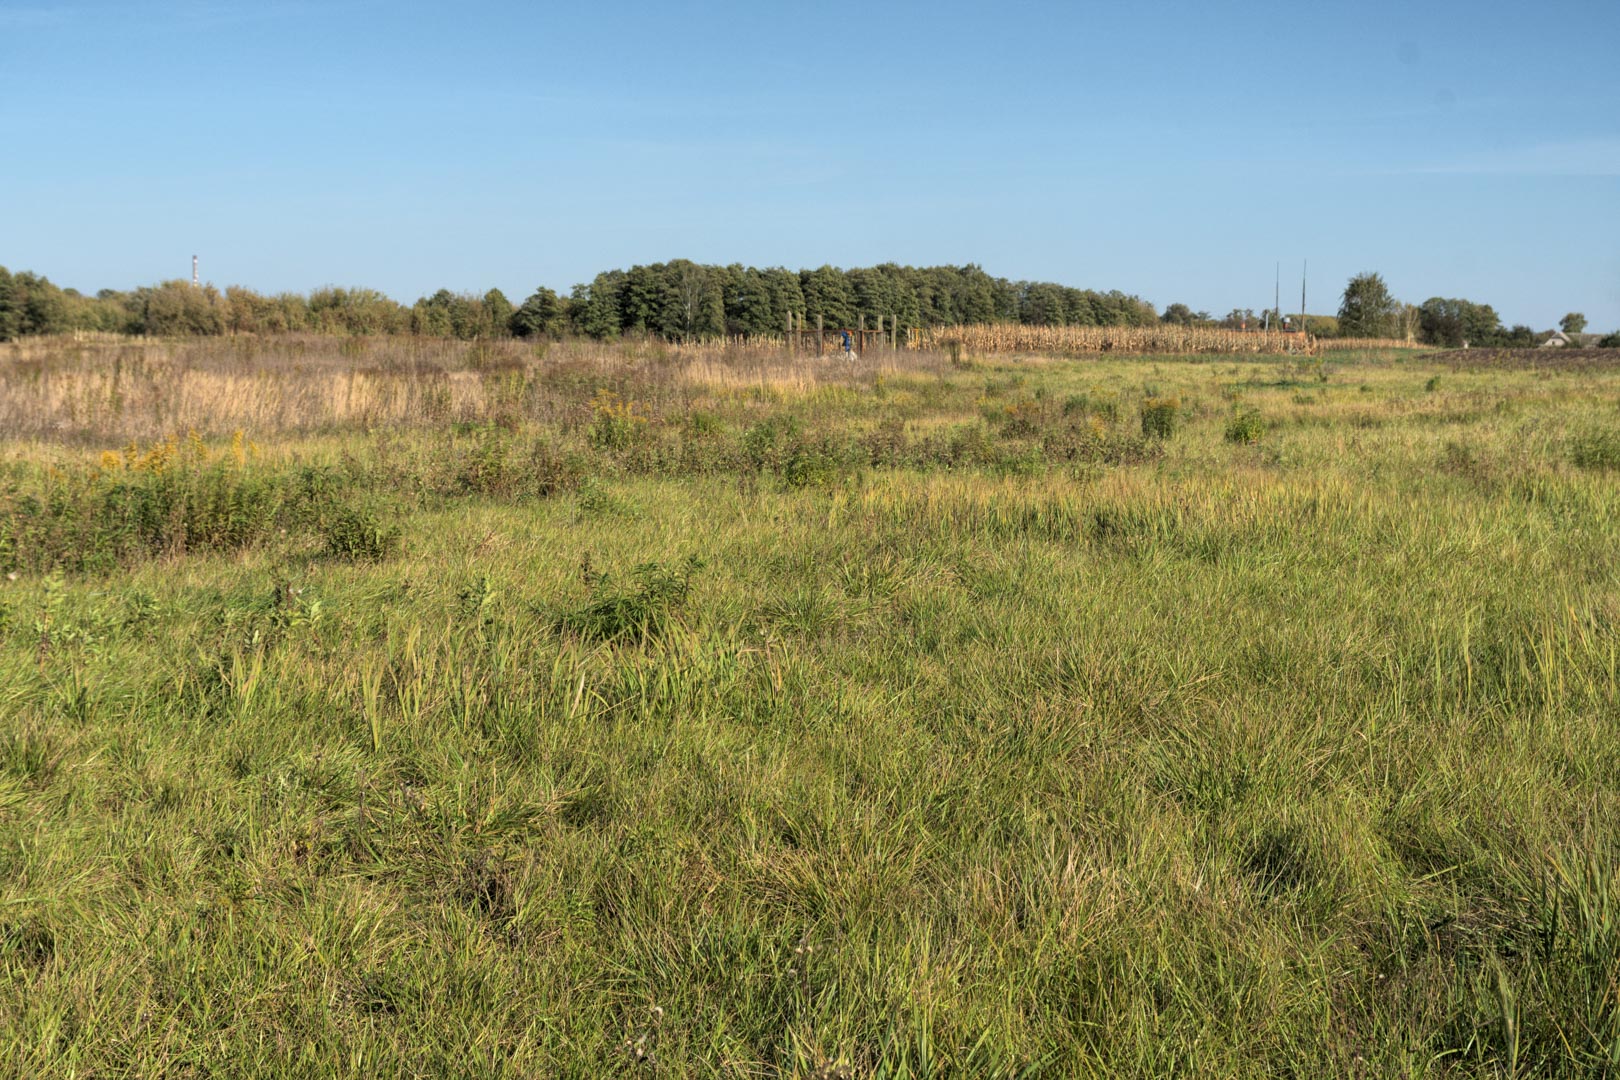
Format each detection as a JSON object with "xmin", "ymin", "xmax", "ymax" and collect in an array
[{"xmin": 192, "ymin": 255, "xmax": 199, "ymax": 288}]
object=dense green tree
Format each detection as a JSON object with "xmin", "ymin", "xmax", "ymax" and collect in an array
[
  {"xmin": 848, "ymin": 266, "xmax": 901, "ymax": 329},
  {"xmin": 1560, "ymin": 312, "xmax": 1587, "ymax": 335},
  {"xmin": 721, "ymin": 266, "xmax": 776, "ymax": 336},
  {"xmin": 1419, "ymin": 297, "xmax": 1502, "ymax": 347},
  {"xmin": 1062, "ymin": 289, "xmax": 1098, "ymax": 327},
  {"xmin": 1337, "ymin": 272, "xmax": 1400, "ymax": 338},
  {"xmin": 309, "ymin": 287, "xmax": 409, "ymax": 335},
  {"xmin": 0, "ymin": 267, "xmax": 18, "ymax": 341},
  {"xmin": 136, "ymin": 281, "xmax": 226, "ymax": 336},
  {"xmin": 1020, "ymin": 283, "xmax": 1067, "ymax": 326},
  {"xmin": 951, "ymin": 264, "xmax": 1000, "ymax": 324},
  {"xmin": 759, "ymin": 267, "xmax": 807, "ymax": 330},
  {"xmin": 510, "ymin": 286, "xmax": 567, "ymax": 338},
  {"xmin": 482, "ymin": 289, "xmax": 514, "ymax": 337},
  {"xmin": 668, "ymin": 260, "xmax": 725, "ymax": 339},
  {"xmin": 569, "ymin": 272, "xmax": 624, "ymax": 339},
  {"xmin": 411, "ymin": 289, "xmax": 496, "ymax": 339},
  {"xmin": 801, "ymin": 265, "xmax": 855, "ymax": 328}
]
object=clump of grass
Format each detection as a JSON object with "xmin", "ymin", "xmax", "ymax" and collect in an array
[
  {"xmin": 1140, "ymin": 396, "xmax": 1180, "ymax": 439},
  {"xmin": 1569, "ymin": 428, "xmax": 1620, "ymax": 471},
  {"xmin": 995, "ymin": 397, "xmax": 1043, "ymax": 439},
  {"xmin": 553, "ymin": 555, "xmax": 703, "ymax": 643},
  {"xmin": 1063, "ymin": 390, "xmax": 1119, "ymax": 423},
  {"xmin": 1224, "ymin": 408, "xmax": 1265, "ymax": 444}
]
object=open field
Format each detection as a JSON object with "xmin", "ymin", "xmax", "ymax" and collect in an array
[{"xmin": 2, "ymin": 338, "xmax": 1619, "ymax": 1076}]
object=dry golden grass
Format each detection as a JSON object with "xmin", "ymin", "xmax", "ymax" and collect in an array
[{"xmin": 0, "ymin": 334, "xmax": 955, "ymax": 442}]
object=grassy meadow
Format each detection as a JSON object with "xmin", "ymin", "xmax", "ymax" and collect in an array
[{"xmin": 1, "ymin": 337, "xmax": 1619, "ymax": 1077}]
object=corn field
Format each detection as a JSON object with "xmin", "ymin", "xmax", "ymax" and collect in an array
[
  {"xmin": 916, "ymin": 323, "xmax": 1317, "ymax": 355},
  {"xmin": 1316, "ymin": 336, "xmax": 1423, "ymax": 352}
]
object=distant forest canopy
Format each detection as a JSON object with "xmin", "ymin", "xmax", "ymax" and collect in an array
[
  {"xmin": 0, "ymin": 261, "xmax": 1162, "ymax": 343},
  {"xmin": 0, "ymin": 261, "xmax": 1154, "ymax": 342},
  {"xmin": 1, "ymin": 259, "xmax": 1578, "ymax": 346}
]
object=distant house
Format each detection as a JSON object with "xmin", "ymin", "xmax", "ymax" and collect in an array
[{"xmin": 1541, "ymin": 330, "xmax": 1603, "ymax": 348}]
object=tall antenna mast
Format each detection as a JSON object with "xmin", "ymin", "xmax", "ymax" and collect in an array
[
  {"xmin": 1299, "ymin": 260, "xmax": 1307, "ymax": 328},
  {"xmin": 192, "ymin": 255, "xmax": 199, "ymax": 288},
  {"xmin": 1274, "ymin": 263, "xmax": 1280, "ymax": 331}
]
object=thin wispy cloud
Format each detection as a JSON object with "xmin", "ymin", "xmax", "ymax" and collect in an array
[
  {"xmin": 0, "ymin": 6, "xmax": 70, "ymax": 27},
  {"xmin": 1411, "ymin": 137, "xmax": 1620, "ymax": 178}
]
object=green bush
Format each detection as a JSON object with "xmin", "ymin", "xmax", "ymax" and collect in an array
[
  {"xmin": 322, "ymin": 504, "xmax": 402, "ymax": 561},
  {"xmin": 0, "ymin": 442, "xmax": 290, "ymax": 574}
]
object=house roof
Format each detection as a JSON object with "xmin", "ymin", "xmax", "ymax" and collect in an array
[{"xmin": 1540, "ymin": 330, "xmax": 1603, "ymax": 347}]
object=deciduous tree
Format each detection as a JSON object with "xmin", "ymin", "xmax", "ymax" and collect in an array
[{"xmin": 1337, "ymin": 272, "xmax": 1400, "ymax": 338}]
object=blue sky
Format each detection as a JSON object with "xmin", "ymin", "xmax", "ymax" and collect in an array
[{"xmin": 2, "ymin": 0, "xmax": 1617, "ymax": 329}]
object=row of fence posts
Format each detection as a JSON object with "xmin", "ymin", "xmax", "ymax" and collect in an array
[{"xmin": 783, "ymin": 312, "xmax": 906, "ymax": 356}]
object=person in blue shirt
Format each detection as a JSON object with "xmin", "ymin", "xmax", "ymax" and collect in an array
[{"xmin": 840, "ymin": 329, "xmax": 852, "ymax": 356}]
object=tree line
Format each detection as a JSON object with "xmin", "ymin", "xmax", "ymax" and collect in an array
[
  {"xmin": 1336, "ymin": 272, "xmax": 1615, "ymax": 347},
  {"xmin": 0, "ymin": 261, "xmax": 1160, "ymax": 343},
  {"xmin": 7, "ymin": 260, "xmax": 1606, "ymax": 347}
]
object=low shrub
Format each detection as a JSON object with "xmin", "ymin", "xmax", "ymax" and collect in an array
[
  {"xmin": 586, "ymin": 389, "xmax": 650, "ymax": 451},
  {"xmin": 0, "ymin": 433, "xmax": 403, "ymax": 574},
  {"xmin": 1225, "ymin": 408, "xmax": 1265, "ymax": 444},
  {"xmin": 322, "ymin": 504, "xmax": 402, "ymax": 561}
]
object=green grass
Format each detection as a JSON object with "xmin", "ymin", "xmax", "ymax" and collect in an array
[{"xmin": 2, "ymin": 346, "xmax": 1620, "ymax": 1076}]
